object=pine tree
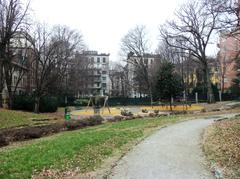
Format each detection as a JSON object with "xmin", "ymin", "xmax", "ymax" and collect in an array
[
  {"xmin": 154, "ymin": 61, "xmax": 183, "ymax": 110},
  {"xmin": 230, "ymin": 58, "xmax": 240, "ymax": 98}
]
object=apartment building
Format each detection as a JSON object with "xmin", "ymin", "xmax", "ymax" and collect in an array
[
  {"xmin": 127, "ymin": 53, "xmax": 161, "ymax": 98},
  {"xmin": 71, "ymin": 51, "xmax": 110, "ymax": 97},
  {"xmin": 109, "ymin": 68, "xmax": 127, "ymax": 97},
  {"xmin": 1, "ymin": 32, "xmax": 35, "ymax": 97}
]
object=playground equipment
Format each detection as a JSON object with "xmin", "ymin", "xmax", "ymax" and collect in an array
[{"xmin": 86, "ymin": 96, "xmax": 111, "ymax": 115}]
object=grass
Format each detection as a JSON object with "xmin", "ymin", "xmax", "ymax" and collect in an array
[
  {"xmin": 0, "ymin": 115, "xmax": 186, "ymax": 178},
  {"xmin": 0, "ymin": 109, "xmax": 51, "ymax": 129},
  {"xmin": 203, "ymin": 117, "xmax": 240, "ymax": 178},
  {"xmin": 71, "ymin": 107, "xmax": 121, "ymax": 116}
]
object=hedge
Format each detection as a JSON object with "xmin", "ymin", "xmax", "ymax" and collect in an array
[{"xmin": 13, "ymin": 95, "xmax": 58, "ymax": 113}]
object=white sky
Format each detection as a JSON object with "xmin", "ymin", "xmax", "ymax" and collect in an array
[{"xmin": 30, "ymin": 0, "xmax": 218, "ymax": 61}]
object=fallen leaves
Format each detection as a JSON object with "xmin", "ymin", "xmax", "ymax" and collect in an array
[{"xmin": 203, "ymin": 117, "xmax": 240, "ymax": 178}]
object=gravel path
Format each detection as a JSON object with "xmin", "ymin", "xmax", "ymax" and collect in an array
[{"xmin": 108, "ymin": 116, "xmax": 225, "ymax": 179}]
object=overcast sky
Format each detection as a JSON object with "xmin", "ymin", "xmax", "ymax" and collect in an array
[{"xmin": 30, "ymin": 0, "xmax": 218, "ymax": 61}]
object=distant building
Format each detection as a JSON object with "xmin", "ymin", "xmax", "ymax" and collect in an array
[
  {"xmin": 1, "ymin": 32, "xmax": 36, "ymax": 96},
  {"xmin": 217, "ymin": 30, "xmax": 240, "ymax": 91},
  {"xmin": 126, "ymin": 53, "xmax": 161, "ymax": 98},
  {"xmin": 71, "ymin": 51, "xmax": 110, "ymax": 97},
  {"xmin": 109, "ymin": 67, "xmax": 128, "ymax": 97}
]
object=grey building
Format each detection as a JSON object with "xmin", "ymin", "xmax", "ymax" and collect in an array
[{"xmin": 72, "ymin": 51, "xmax": 110, "ymax": 97}]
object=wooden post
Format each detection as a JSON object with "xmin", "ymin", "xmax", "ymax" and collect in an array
[
  {"xmin": 195, "ymin": 92, "xmax": 198, "ymax": 104},
  {"xmin": 219, "ymin": 90, "xmax": 222, "ymax": 102},
  {"xmin": 86, "ymin": 97, "xmax": 92, "ymax": 112}
]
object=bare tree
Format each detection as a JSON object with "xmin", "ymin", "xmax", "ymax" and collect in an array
[
  {"xmin": 0, "ymin": 0, "xmax": 30, "ymax": 108},
  {"xmin": 26, "ymin": 24, "xmax": 84, "ymax": 113},
  {"xmin": 160, "ymin": 0, "xmax": 223, "ymax": 103},
  {"xmin": 121, "ymin": 25, "xmax": 155, "ymax": 102},
  {"xmin": 218, "ymin": 0, "xmax": 240, "ymax": 31},
  {"xmin": 109, "ymin": 63, "xmax": 128, "ymax": 97},
  {"xmin": 68, "ymin": 52, "xmax": 94, "ymax": 97}
]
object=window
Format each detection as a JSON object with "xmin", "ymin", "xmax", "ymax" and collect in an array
[
  {"xmin": 97, "ymin": 57, "xmax": 100, "ymax": 63},
  {"xmin": 91, "ymin": 57, "xmax": 94, "ymax": 63},
  {"xmin": 103, "ymin": 57, "xmax": 106, "ymax": 63},
  {"xmin": 224, "ymin": 78, "xmax": 229, "ymax": 83},
  {"xmin": 97, "ymin": 70, "xmax": 101, "ymax": 74},
  {"xmin": 22, "ymin": 78, "xmax": 25, "ymax": 87},
  {"xmin": 102, "ymin": 83, "xmax": 107, "ymax": 88},
  {"xmin": 144, "ymin": 59, "xmax": 148, "ymax": 64},
  {"xmin": 14, "ymin": 76, "xmax": 17, "ymax": 85},
  {"xmin": 102, "ymin": 77, "xmax": 106, "ymax": 81},
  {"xmin": 102, "ymin": 71, "xmax": 107, "ymax": 74}
]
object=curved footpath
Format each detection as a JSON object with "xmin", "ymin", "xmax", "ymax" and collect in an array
[{"xmin": 108, "ymin": 114, "xmax": 237, "ymax": 179}]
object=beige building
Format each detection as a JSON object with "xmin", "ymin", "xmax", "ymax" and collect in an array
[{"xmin": 127, "ymin": 53, "xmax": 161, "ymax": 97}]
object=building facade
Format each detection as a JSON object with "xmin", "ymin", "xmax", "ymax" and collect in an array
[
  {"xmin": 217, "ymin": 30, "xmax": 240, "ymax": 91},
  {"xmin": 126, "ymin": 53, "xmax": 161, "ymax": 98},
  {"xmin": 71, "ymin": 51, "xmax": 110, "ymax": 97},
  {"xmin": 1, "ymin": 32, "xmax": 36, "ymax": 97}
]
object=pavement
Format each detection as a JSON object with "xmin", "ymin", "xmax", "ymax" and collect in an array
[{"xmin": 107, "ymin": 114, "xmax": 237, "ymax": 179}]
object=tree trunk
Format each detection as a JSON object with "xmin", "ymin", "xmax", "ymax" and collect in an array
[
  {"xmin": 148, "ymin": 88, "xmax": 153, "ymax": 108},
  {"xmin": 34, "ymin": 96, "xmax": 40, "ymax": 113},
  {"xmin": 205, "ymin": 66, "xmax": 215, "ymax": 103},
  {"xmin": 221, "ymin": 73, "xmax": 225, "ymax": 94},
  {"xmin": 0, "ymin": 62, "xmax": 3, "ymax": 107},
  {"xmin": 8, "ymin": 95, "xmax": 13, "ymax": 109},
  {"xmin": 7, "ymin": 91, "xmax": 13, "ymax": 109},
  {"xmin": 169, "ymin": 97, "xmax": 173, "ymax": 111}
]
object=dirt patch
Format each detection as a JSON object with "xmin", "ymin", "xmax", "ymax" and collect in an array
[{"xmin": 0, "ymin": 116, "xmax": 104, "ymax": 148}]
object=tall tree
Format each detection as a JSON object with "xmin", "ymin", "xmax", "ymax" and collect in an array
[
  {"xmin": 229, "ymin": 57, "xmax": 240, "ymax": 97},
  {"xmin": 109, "ymin": 63, "xmax": 128, "ymax": 97},
  {"xmin": 26, "ymin": 24, "xmax": 84, "ymax": 113},
  {"xmin": 160, "ymin": 0, "xmax": 223, "ymax": 103},
  {"xmin": 121, "ymin": 25, "xmax": 155, "ymax": 102},
  {"xmin": 154, "ymin": 61, "xmax": 183, "ymax": 111},
  {"xmin": 68, "ymin": 52, "xmax": 94, "ymax": 98},
  {"xmin": 0, "ymin": 0, "xmax": 30, "ymax": 108}
]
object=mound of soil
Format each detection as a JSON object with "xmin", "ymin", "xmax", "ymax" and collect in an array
[{"xmin": 0, "ymin": 116, "xmax": 104, "ymax": 148}]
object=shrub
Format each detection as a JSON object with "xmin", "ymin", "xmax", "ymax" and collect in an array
[
  {"xmin": 64, "ymin": 120, "xmax": 86, "ymax": 130},
  {"xmin": 135, "ymin": 114, "xmax": 143, "ymax": 119},
  {"xmin": 13, "ymin": 95, "xmax": 58, "ymax": 113},
  {"xmin": 142, "ymin": 109, "xmax": 148, "ymax": 113},
  {"xmin": 106, "ymin": 116, "xmax": 123, "ymax": 123},
  {"xmin": 88, "ymin": 115, "xmax": 104, "ymax": 125},
  {"xmin": 124, "ymin": 116, "xmax": 134, "ymax": 120},
  {"xmin": 149, "ymin": 113, "xmax": 157, "ymax": 117},
  {"xmin": 0, "ymin": 135, "xmax": 9, "ymax": 147},
  {"xmin": 158, "ymin": 113, "xmax": 168, "ymax": 117},
  {"xmin": 191, "ymin": 83, "xmax": 219, "ymax": 101},
  {"xmin": 74, "ymin": 99, "xmax": 89, "ymax": 106},
  {"xmin": 121, "ymin": 109, "xmax": 133, "ymax": 116},
  {"xmin": 170, "ymin": 111, "xmax": 187, "ymax": 115},
  {"xmin": 39, "ymin": 96, "xmax": 58, "ymax": 112},
  {"xmin": 65, "ymin": 116, "xmax": 103, "ymax": 130},
  {"xmin": 13, "ymin": 94, "xmax": 34, "ymax": 111},
  {"xmin": 114, "ymin": 115, "xmax": 124, "ymax": 121}
]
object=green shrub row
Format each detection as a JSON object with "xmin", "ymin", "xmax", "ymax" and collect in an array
[{"xmin": 13, "ymin": 95, "xmax": 58, "ymax": 113}]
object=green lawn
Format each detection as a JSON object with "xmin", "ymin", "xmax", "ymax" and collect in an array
[
  {"xmin": 0, "ymin": 116, "xmax": 187, "ymax": 178},
  {"xmin": 0, "ymin": 109, "xmax": 53, "ymax": 129}
]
